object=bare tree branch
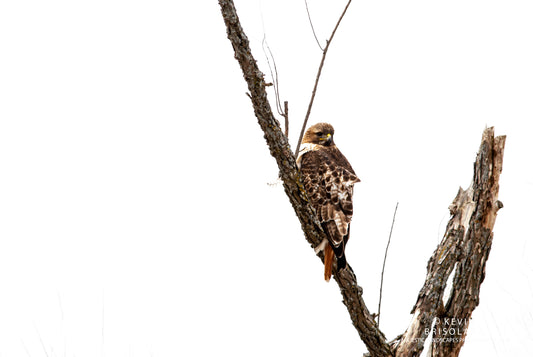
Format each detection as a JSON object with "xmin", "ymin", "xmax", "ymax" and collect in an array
[
  {"xmin": 394, "ymin": 127, "xmax": 506, "ymax": 356},
  {"xmin": 429, "ymin": 129, "xmax": 505, "ymax": 357},
  {"xmin": 219, "ymin": 1, "xmax": 322, "ymax": 250},
  {"xmin": 218, "ymin": 1, "xmax": 392, "ymax": 356},
  {"xmin": 334, "ymin": 268, "xmax": 393, "ymax": 356},
  {"xmin": 294, "ymin": 0, "xmax": 352, "ymax": 156}
]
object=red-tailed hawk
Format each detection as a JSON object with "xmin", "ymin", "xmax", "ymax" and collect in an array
[{"xmin": 297, "ymin": 123, "xmax": 360, "ymax": 281}]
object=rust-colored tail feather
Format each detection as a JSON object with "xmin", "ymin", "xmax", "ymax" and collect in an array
[{"xmin": 324, "ymin": 243, "xmax": 334, "ymax": 282}]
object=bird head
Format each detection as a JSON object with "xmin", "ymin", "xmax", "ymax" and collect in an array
[{"xmin": 302, "ymin": 122, "xmax": 335, "ymax": 146}]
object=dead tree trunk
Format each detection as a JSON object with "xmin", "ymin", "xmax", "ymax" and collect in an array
[
  {"xmin": 393, "ymin": 127, "xmax": 505, "ymax": 356},
  {"xmin": 428, "ymin": 130, "xmax": 505, "ymax": 357},
  {"xmin": 218, "ymin": 2, "xmax": 505, "ymax": 356}
]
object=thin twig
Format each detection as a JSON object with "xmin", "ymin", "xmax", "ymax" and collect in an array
[
  {"xmin": 262, "ymin": 36, "xmax": 283, "ymax": 116},
  {"xmin": 294, "ymin": 0, "xmax": 352, "ymax": 156},
  {"xmin": 262, "ymin": 36, "xmax": 289, "ymax": 140},
  {"xmin": 378, "ymin": 202, "xmax": 399, "ymax": 327},
  {"xmin": 284, "ymin": 101, "xmax": 289, "ymax": 137},
  {"xmin": 304, "ymin": 0, "xmax": 324, "ymax": 51}
]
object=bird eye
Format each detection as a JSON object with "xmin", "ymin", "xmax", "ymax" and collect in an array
[{"xmin": 316, "ymin": 132, "xmax": 323, "ymax": 136}]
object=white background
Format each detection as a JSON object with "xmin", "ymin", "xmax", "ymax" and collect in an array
[{"xmin": 1, "ymin": 1, "xmax": 532, "ymax": 356}]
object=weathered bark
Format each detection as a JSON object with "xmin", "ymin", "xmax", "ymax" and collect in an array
[
  {"xmin": 335, "ymin": 268, "xmax": 392, "ymax": 356},
  {"xmin": 394, "ymin": 128, "xmax": 505, "ymax": 356},
  {"xmin": 429, "ymin": 129, "xmax": 505, "ymax": 357},
  {"xmin": 218, "ymin": 1, "xmax": 392, "ymax": 356},
  {"xmin": 218, "ymin": 2, "xmax": 505, "ymax": 356}
]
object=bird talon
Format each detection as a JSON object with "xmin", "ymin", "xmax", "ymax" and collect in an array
[{"xmin": 314, "ymin": 238, "xmax": 328, "ymax": 254}]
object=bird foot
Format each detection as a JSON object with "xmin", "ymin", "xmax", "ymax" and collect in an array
[{"xmin": 314, "ymin": 238, "xmax": 328, "ymax": 254}]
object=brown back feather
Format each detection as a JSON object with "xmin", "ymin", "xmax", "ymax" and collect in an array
[{"xmin": 299, "ymin": 143, "xmax": 359, "ymax": 269}]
